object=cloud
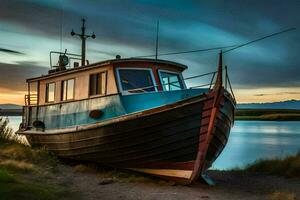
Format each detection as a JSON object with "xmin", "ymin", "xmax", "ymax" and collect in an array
[
  {"xmin": 254, "ymin": 91, "xmax": 300, "ymax": 97},
  {"xmin": 0, "ymin": 62, "xmax": 47, "ymax": 91},
  {"xmin": 0, "ymin": 0, "xmax": 299, "ymax": 103},
  {"xmin": 0, "ymin": 48, "xmax": 24, "ymax": 55}
]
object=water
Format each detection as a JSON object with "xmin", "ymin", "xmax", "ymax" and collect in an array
[
  {"xmin": 5, "ymin": 116, "xmax": 300, "ymax": 170},
  {"xmin": 4, "ymin": 116, "xmax": 28, "ymax": 145},
  {"xmin": 5, "ymin": 116, "xmax": 21, "ymax": 132},
  {"xmin": 212, "ymin": 121, "xmax": 300, "ymax": 170}
]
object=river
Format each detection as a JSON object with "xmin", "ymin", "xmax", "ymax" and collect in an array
[
  {"xmin": 4, "ymin": 116, "xmax": 300, "ymax": 170},
  {"xmin": 212, "ymin": 121, "xmax": 300, "ymax": 169}
]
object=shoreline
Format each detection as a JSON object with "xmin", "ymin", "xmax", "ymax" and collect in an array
[
  {"xmin": 235, "ymin": 109, "xmax": 300, "ymax": 121},
  {"xmin": 1, "ymin": 140, "xmax": 299, "ymax": 200},
  {"xmin": 37, "ymin": 163, "xmax": 300, "ymax": 200}
]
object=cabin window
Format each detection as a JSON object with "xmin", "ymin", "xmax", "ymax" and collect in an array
[
  {"xmin": 89, "ymin": 72, "xmax": 107, "ymax": 96},
  {"xmin": 45, "ymin": 82, "xmax": 55, "ymax": 102},
  {"xmin": 117, "ymin": 68, "xmax": 156, "ymax": 94},
  {"xmin": 159, "ymin": 70, "xmax": 185, "ymax": 91},
  {"xmin": 61, "ymin": 79, "xmax": 75, "ymax": 101}
]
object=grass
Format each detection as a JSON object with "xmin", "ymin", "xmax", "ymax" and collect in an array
[
  {"xmin": 0, "ymin": 117, "xmax": 14, "ymax": 141},
  {"xmin": 245, "ymin": 151, "xmax": 300, "ymax": 178},
  {"xmin": 71, "ymin": 162, "xmax": 176, "ymax": 185},
  {"xmin": 0, "ymin": 169, "xmax": 68, "ymax": 200},
  {"xmin": 0, "ymin": 141, "xmax": 72, "ymax": 200},
  {"xmin": 235, "ymin": 109, "xmax": 300, "ymax": 121},
  {"xmin": 236, "ymin": 114, "xmax": 300, "ymax": 121},
  {"xmin": 267, "ymin": 191, "xmax": 296, "ymax": 200},
  {"xmin": 0, "ymin": 117, "xmax": 74, "ymax": 200},
  {"xmin": 0, "ymin": 117, "xmax": 26, "ymax": 144}
]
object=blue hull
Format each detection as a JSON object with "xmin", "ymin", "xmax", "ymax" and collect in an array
[{"xmin": 28, "ymin": 88, "xmax": 208, "ymax": 130}]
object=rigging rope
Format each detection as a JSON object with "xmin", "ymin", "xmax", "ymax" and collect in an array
[
  {"xmin": 134, "ymin": 27, "xmax": 296, "ymax": 58},
  {"xmin": 134, "ymin": 45, "xmax": 237, "ymax": 58},
  {"xmin": 223, "ymin": 28, "xmax": 296, "ymax": 53}
]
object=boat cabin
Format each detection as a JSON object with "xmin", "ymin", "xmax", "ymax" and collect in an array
[
  {"xmin": 22, "ymin": 57, "xmax": 212, "ymax": 130},
  {"xmin": 26, "ymin": 58, "xmax": 188, "ymax": 106}
]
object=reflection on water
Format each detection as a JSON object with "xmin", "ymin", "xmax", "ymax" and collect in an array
[
  {"xmin": 212, "ymin": 121, "xmax": 300, "ymax": 170},
  {"xmin": 6, "ymin": 117, "xmax": 300, "ymax": 170},
  {"xmin": 6, "ymin": 116, "xmax": 21, "ymax": 132},
  {"xmin": 4, "ymin": 116, "xmax": 28, "ymax": 145}
]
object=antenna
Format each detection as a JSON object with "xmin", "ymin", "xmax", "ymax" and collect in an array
[
  {"xmin": 71, "ymin": 18, "xmax": 96, "ymax": 66},
  {"xmin": 60, "ymin": 3, "xmax": 64, "ymax": 52},
  {"xmin": 155, "ymin": 20, "xmax": 159, "ymax": 60}
]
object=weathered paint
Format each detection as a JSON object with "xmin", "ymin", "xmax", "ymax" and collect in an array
[
  {"xmin": 121, "ymin": 88, "xmax": 208, "ymax": 113},
  {"xmin": 30, "ymin": 59, "xmax": 188, "ymax": 106},
  {"xmin": 19, "ymin": 88, "xmax": 235, "ymax": 185},
  {"xmin": 28, "ymin": 88, "xmax": 208, "ymax": 129},
  {"xmin": 38, "ymin": 65, "xmax": 118, "ymax": 105}
]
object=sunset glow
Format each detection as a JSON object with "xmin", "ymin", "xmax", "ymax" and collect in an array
[{"xmin": 0, "ymin": 0, "xmax": 299, "ymax": 105}]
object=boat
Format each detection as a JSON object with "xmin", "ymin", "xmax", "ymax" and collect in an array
[{"xmin": 17, "ymin": 19, "xmax": 236, "ymax": 185}]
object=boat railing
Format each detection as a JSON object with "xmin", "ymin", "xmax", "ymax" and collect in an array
[
  {"xmin": 187, "ymin": 67, "xmax": 236, "ymax": 102},
  {"xmin": 22, "ymin": 94, "xmax": 38, "ymax": 129},
  {"xmin": 185, "ymin": 71, "xmax": 217, "ymax": 90},
  {"xmin": 49, "ymin": 51, "xmax": 83, "ymax": 69},
  {"xmin": 126, "ymin": 67, "xmax": 236, "ymax": 102},
  {"xmin": 224, "ymin": 66, "xmax": 236, "ymax": 102},
  {"xmin": 24, "ymin": 94, "xmax": 38, "ymax": 106},
  {"xmin": 126, "ymin": 71, "xmax": 218, "ymax": 93}
]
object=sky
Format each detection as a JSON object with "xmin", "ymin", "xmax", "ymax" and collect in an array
[{"xmin": 0, "ymin": 0, "xmax": 299, "ymax": 104}]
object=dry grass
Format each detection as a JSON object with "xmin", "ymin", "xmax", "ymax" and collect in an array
[
  {"xmin": 259, "ymin": 114, "xmax": 300, "ymax": 121},
  {"xmin": 0, "ymin": 140, "xmax": 72, "ymax": 200},
  {"xmin": 0, "ymin": 117, "xmax": 14, "ymax": 141},
  {"xmin": 268, "ymin": 191, "xmax": 296, "ymax": 200},
  {"xmin": 72, "ymin": 163, "xmax": 168, "ymax": 184},
  {"xmin": 245, "ymin": 151, "xmax": 300, "ymax": 178},
  {"xmin": 73, "ymin": 164, "xmax": 97, "ymax": 174},
  {"xmin": 0, "ymin": 160, "xmax": 35, "ymax": 172},
  {"xmin": 96, "ymin": 168, "xmax": 156, "ymax": 183},
  {"xmin": 235, "ymin": 109, "xmax": 300, "ymax": 121},
  {"xmin": 0, "ymin": 117, "xmax": 71, "ymax": 199},
  {"xmin": 0, "ymin": 142, "xmax": 58, "ymax": 173},
  {"xmin": 0, "ymin": 117, "xmax": 28, "ymax": 145}
]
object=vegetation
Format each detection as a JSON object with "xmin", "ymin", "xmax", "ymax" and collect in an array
[
  {"xmin": 0, "ymin": 109, "xmax": 22, "ymax": 116},
  {"xmin": 0, "ymin": 117, "xmax": 73, "ymax": 200},
  {"xmin": 267, "ymin": 191, "xmax": 296, "ymax": 200},
  {"xmin": 235, "ymin": 109, "xmax": 300, "ymax": 121},
  {"xmin": 72, "ymin": 163, "xmax": 176, "ymax": 185},
  {"xmin": 245, "ymin": 151, "xmax": 300, "ymax": 178},
  {"xmin": 0, "ymin": 117, "xmax": 15, "ymax": 141},
  {"xmin": 0, "ymin": 169, "xmax": 67, "ymax": 200}
]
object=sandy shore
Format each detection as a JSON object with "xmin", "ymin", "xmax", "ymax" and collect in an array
[{"xmin": 52, "ymin": 164, "xmax": 299, "ymax": 200}]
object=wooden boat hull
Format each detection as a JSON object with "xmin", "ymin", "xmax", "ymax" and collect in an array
[{"xmin": 19, "ymin": 88, "xmax": 235, "ymax": 184}]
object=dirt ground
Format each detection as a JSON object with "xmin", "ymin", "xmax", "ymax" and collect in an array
[{"xmin": 52, "ymin": 164, "xmax": 300, "ymax": 200}]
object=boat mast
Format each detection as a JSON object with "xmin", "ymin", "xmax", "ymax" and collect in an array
[
  {"xmin": 155, "ymin": 20, "xmax": 159, "ymax": 60},
  {"xmin": 71, "ymin": 18, "xmax": 96, "ymax": 66}
]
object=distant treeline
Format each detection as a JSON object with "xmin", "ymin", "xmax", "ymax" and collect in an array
[
  {"xmin": 0, "ymin": 109, "xmax": 22, "ymax": 116},
  {"xmin": 235, "ymin": 109, "xmax": 300, "ymax": 121}
]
